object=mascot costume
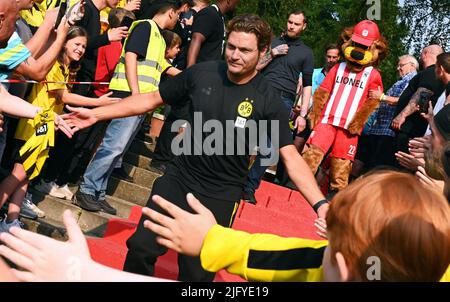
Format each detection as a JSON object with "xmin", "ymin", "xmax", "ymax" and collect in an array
[{"xmin": 302, "ymin": 20, "xmax": 388, "ymax": 196}]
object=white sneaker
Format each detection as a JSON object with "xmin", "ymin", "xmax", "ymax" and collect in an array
[
  {"xmin": 0, "ymin": 217, "xmax": 24, "ymax": 233},
  {"xmin": 34, "ymin": 180, "xmax": 65, "ymax": 199},
  {"xmin": 22, "ymin": 197, "xmax": 45, "ymax": 218},
  {"xmin": 54, "ymin": 184, "xmax": 74, "ymax": 200}
]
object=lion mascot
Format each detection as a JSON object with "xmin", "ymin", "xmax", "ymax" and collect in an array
[{"xmin": 302, "ymin": 20, "xmax": 388, "ymax": 197}]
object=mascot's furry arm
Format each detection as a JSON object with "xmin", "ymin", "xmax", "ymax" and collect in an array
[
  {"xmin": 308, "ymin": 88, "xmax": 330, "ymax": 128},
  {"xmin": 346, "ymin": 96, "xmax": 380, "ymax": 135}
]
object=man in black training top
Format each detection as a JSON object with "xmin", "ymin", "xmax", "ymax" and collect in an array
[
  {"xmin": 63, "ymin": 14, "xmax": 329, "ymax": 281},
  {"xmin": 187, "ymin": 0, "xmax": 239, "ymax": 67},
  {"xmin": 244, "ymin": 10, "xmax": 314, "ymax": 202}
]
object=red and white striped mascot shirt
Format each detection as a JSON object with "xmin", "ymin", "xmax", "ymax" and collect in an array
[{"xmin": 318, "ymin": 62, "xmax": 383, "ymax": 130}]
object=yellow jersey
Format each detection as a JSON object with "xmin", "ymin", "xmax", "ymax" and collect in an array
[
  {"xmin": 15, "ymin": 60, "xmax": 68, "ymax": 141},
  {"xmin": 201, "ymin": 225, "xmax": 450, "ymax": 282}
]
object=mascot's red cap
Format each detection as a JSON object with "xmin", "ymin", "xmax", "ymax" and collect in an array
[{"xmin": 352, "ymin": 20, "xmax": 381, "ymax": 46}]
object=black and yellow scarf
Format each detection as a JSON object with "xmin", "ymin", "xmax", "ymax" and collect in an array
[{"xmin": 20, "ymin": 109, "xmax": 55, "ymax": 180}]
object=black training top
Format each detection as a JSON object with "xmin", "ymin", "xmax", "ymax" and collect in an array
[
  {"xmin": 159, "ymin": 61, "xmax": 293, "ymax": 202},
  {"xmin": 262, "ymin": 36, "xmax": 314, "ymax": 96},
  {"xmin": 394, "ymin": 65, "xmax": 446, "ymax": 137},
  {"xmin": 190, "ymin": 5, "xmax": 225, "ymax": 63},
  {"xmin": 263, "ymin": 37, "xmax": 314, "ymax": 94}
]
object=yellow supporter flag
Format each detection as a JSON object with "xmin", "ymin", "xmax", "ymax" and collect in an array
[{"xmin": 19, "ymin": 109, "xmax": 56, "ymax": 180}]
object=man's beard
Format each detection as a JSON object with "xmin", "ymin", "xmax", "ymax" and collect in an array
[
  {"xmin": 425, "ymin": 147, "xmax": 445, "ymax": 180},
  {"xmin": 326, "ymin": 61, "xmax": 338, "ymax": 71}
]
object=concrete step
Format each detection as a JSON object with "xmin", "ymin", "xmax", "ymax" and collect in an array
[
  {"xmin": 129, "ymin": 139, "xmax": 155, "ymax": 158},
  {"xmin": 105, "ymin": 195, "xmax": 141, "ymax": 219},
  {"xmin": 122, "ymin": 162, "xmax": 160, "ymax": 188},
  {"xmin": 123, "ymin": 151, "xmax": 152, "ymax": 170},
  {"xmin": 107, "ymin": 176, "xmax": 152, "ymax": 206},
  {"xmin": 28, "ymin": 190, "xmax": 125, "ymax": 237},
  {"xmin": 21, "ymin": 216, "xmax": 68, "ymax": 241}
]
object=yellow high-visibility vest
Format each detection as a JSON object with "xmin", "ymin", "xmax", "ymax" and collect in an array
[{"xmin": 109, "ymin": 19, "xmax": 167, "ymax": 93}]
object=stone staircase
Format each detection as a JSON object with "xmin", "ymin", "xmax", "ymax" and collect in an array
[{"xmin": 15, "ymin": 133, "xmax": 322, "ymax": 282}]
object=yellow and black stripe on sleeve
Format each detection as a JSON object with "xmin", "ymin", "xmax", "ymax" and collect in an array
[{"xmin": 200, "ymin": 225, "xmax": 327, "ymax": 282}]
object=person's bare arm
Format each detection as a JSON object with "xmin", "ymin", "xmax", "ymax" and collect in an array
[
  {"xmin": 187, "ymin": 32, "xmax": 205, "ymax": 67},
  {"xmin": 165, "ymin": 67, "xmax": 182, "ymax": 77},
  {"xmin": 300, "ymin": 86, "xmax": 312, "ymax": 117},
  {"xmin": 0, "ymin": 210, "xmax": 167, "ymax": 282},
  {"xmin": 0, "ymin": 85, "xmax": 73, "ymax": 137},
  {"xmin": 0, "ymin": 84, "xmax": 40, "ymax": 118},
  {"xmin": 392, "ymin": 88, "xmax": 432, "ymax": 130},
  {"xmin": 62, "ymin": 91, "xmax": 164, "ymax": 130},
  {"xmin": 125, "ymin": 52, "xmax": 140, "ymax": 95},
  {"xmin": 280, "ymin": 145, "xmax": 329, "ymax": 218},
  {"xmin": 369, "ymin": 89, "xmax": 399, "ymax": 105},
  {"xmin": 52, "ymin": 90, "xmax": 120, "ymax": 107},
  {"xmin": 15, "ymin": 18, "xmax": 69, "ymax": 81},
  {"xmin": 24, "ymin": 8, "xmax": 58, "ymax": 57},
  {"xmin": 256, "ymin": 44, "xmax": 289, "ymax": 71}
]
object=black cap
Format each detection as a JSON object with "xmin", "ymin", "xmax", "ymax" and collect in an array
[{"xmin": 434, "ymin": 104, "xmax": 450, "ymax": 141}]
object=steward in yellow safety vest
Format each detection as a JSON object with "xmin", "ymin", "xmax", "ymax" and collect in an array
[{"xmin": 109, "ymin": 19, "xmax": 170, "ymax": 93}]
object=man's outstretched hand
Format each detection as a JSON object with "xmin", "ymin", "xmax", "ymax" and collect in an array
[
  {"xmin": 142, "ymin": 193, "xmax": 217, "ymax": 257},
  {"xmin": 61, "ymin": 105, "xmax": 98, "ymax": 132}
]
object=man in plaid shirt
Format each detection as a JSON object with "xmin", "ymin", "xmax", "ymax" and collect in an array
[{"xmin": 364, "ymin": 55, "xmax": 419, "ymax": 169}]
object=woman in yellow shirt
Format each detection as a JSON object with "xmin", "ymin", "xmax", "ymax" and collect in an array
[{"xmin": 0, "ymin": 26, "xmax": 117, "ymax": 232}]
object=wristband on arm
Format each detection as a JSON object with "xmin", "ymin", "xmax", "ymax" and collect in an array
[{"xmin": 313, "ymin": 199, "xmax": 329, "ymax": 213}]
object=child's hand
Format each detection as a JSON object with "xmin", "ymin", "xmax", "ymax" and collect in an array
[{"xmin": 314, "ymin": 218, "xmax": 327, "ymax": 239}]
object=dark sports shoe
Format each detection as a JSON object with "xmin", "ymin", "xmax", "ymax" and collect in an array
[
  {"xmin": 73, "ymin": 191, "xmax": 101, "ymax": 212},
  {"xmin": 98, "ymin": 199, "xmax": 117, "ymax": 215},
  {"xmin": 242, "ymin": 191, "xmax": 257, "ymax": 205},
  {"xmin": 146, "ymin": 161, "xmax": 166, "ymax": 174},
  {"xmin": 112, "ymin": 167, "xmax": 133, "ymax": 183}
]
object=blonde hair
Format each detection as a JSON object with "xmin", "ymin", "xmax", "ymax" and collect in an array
[
  {"xmin": 162, "ymin": 30, "xmax": 182, "ymax": 50},
  {"xmin": 327, "ymin": 171, "xmax": 450, "ymax": 281}
]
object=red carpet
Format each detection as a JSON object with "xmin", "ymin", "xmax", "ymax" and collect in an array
[{"xmin": 87, "ymin": 181, "xmax": 320, "ymax": 281}]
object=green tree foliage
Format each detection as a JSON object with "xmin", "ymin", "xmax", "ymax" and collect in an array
[
  {"xmin": 399, "ymin": 0, "xmax": 450, "ymax": 56},
  {"xmin": 234, "ymin": 0, "xmax": 408, "ymax": 88}
]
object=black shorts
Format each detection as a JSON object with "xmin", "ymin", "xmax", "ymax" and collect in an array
[{"xmin": 3, "ymin": 139, "xmax": 26, "ymax": 170}]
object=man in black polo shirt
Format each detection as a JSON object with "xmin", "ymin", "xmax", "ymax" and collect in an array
[
  {"xmin": 63, "ymin": 14, "xmax": 328, "ymax": 281},
  {"xmin": 392, "ymin": 44, "xmax": 445, "ymax": 155},
  {"xmin": 186, "ymin": 0, "xmax": 239, "ymax": 67},
  {"xmin": 244, "ymin": 10, "xmax": 314, "ymax": 203}
]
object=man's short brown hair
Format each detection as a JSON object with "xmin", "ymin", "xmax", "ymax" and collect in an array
[
  {"xmin": 108, "ymin": 8, "xmax": 136, "ymax": 29},
  {"xmin": 437, "ymin": 52, "xmax": 450, "ymax": 74},
  {"xmin": 227, "ymin": 14, "xmax": 272, "ymax": 52}
]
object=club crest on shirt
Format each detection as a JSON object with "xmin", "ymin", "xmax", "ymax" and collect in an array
[{"xmin": 237, "ymin": 99, "xmax": 253, "ymax": 118}]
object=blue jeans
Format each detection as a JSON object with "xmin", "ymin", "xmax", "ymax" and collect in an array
[
  {"xmin": 244, "ymin": 96, "xmax": 293, "ymax": 194},
  {"xmin": 79, "ymin": 115, "xmax": 145, "ymax": 200}
]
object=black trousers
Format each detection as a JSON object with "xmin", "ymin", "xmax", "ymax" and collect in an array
[{"xmin": 123, "ymin": 172, "xmax": 238, "ymax": 281}]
